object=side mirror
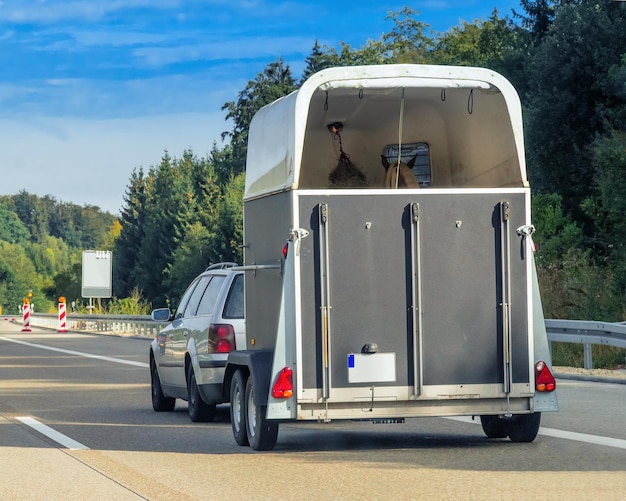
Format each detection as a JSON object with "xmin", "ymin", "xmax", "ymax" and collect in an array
[{"xmin": 151, "ymin": 308, "xmax": 172, "ymax": 322}]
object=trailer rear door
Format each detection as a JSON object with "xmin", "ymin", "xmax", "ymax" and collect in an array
[{"xmin": 297, "ymin": 190, "xmax": 532, "ymax": 403}]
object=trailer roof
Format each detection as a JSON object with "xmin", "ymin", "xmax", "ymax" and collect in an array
[{"xmin": 244, "ymin": 64, "xmax": 527, "ymax": 199}]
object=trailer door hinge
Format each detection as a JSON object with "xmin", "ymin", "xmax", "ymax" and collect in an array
[
  {"xmin": 411, "ymin": 202, "xmax": 419, "ymax": 223},
  {"xmin": 501, "ymin": 201, "xmax": 510, "ymax": 221}
]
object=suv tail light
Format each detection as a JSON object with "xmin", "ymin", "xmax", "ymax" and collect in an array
[
  {"xmin": 157, "ymin": 333, "xmax": 167, "ymax": 348},
  {"xmin": 272, "ymin": 367, "xmax": 293, "ymax": 399},
  {"xmin": 535, "ymin": 361, "xmax": 556, "ymax": 392},
  {"xmin": 208, "ymin": 324, "xmax": 236, "ymax": 353}
]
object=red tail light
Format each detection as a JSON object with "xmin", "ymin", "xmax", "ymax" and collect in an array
[
  {"xmin": 272, "ymin": 367, "xmax": 293, "ymax": 399},
  {"xmin": 208, "ymin": 324, "xmax": 236, "ymax": 353},
  {"xmin": 535, "ymin": 361, "xmax": 556, "ymax": 392},
  {"xmin": 282, "ymin": 243, "xmax": 289, "ymax": 259},
  {"xmin": 157, "ymin": 334, "xmax": 167, "ymax": 348}
]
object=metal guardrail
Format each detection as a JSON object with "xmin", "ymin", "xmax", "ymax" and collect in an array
[
  {"xmin": 545, "ymin": 319, "xmax": 626, "ymax": 369},
  {"xmin": 30, "ymin": 313, "xmax": 163, "ymax": 337},
  {"xmin": 27, "ymin": 314, "xmax": 626, "ymax": 369}
]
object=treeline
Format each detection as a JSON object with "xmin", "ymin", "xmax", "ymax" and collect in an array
[
  {"xmin": 0, "ymin": 191, "xmax": 118, "ymax": 314},
  {"xmin": 116, "ymin": 1, "xmax": 626, "ymax": 321},
  {"xmin": 113, "ymin": 151, "xmax": 244, "ymax": 307},
  {"xmin": 3, "ymin": 1, "xmax": 625, "ymax": 326}
]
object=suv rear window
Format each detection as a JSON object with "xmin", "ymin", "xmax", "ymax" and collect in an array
[{"xmin": 223, "ymin": 274, "xmax": 244, "ymax": 319}]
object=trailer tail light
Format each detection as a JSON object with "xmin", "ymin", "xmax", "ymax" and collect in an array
[
  {"xmin": 282, "ymin": 243, "xmax": 289, "ymax": 259},
  {"xmin": 535, "ymin": 361, "xmax": 556, "ymax": 392},
  {"xmin": 272, "ymin": 367, "xmax": 293, "ymax": 399},
  {"xmin": 208, "ymin": 324, "xmax": 236, "ymax": 353}
]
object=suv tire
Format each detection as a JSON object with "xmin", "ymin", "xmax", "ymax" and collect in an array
[
  {"xmin": 151, "ymin": 362, "xmax": 175, "ymax": 412},
  {"xmin": 187, "ymin": 368, "xmax": 216, "ymax": 422}
]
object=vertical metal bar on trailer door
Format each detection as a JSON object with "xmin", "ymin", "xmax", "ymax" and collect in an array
[
  {"xmin": 409, "ymin": 203, "xmax": 423, "ymax": 397},
  {"xmin": 318, "ymin": 203, "xmax": 332, "ymax": 401},
  {"xmin": 500, "ymin": 201, "xmax": 512, "ymax": 396}
]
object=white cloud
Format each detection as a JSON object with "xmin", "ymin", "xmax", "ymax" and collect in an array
[{"xmin": 0, "ymin": 112, "xmax": 228, "ymax": 214}]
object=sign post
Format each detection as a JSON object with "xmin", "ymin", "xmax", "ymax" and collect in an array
[{"xmin": 82, "ymin": 251, "xmax": 113, "ymax": 313}]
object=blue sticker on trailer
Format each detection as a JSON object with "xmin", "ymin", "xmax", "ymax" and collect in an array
[{"xmin": 348, "ymin": 353, "xmax": 354, "ymax": 368}]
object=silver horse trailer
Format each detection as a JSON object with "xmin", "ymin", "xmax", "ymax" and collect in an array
[{"xmin": 226, "ymin": 64, "xmax": 558, "ymax": 451}]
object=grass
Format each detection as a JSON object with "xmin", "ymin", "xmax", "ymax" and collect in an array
[{"xmin": 550, "ymin": 342, "xmax": 626, "ymax": 369}]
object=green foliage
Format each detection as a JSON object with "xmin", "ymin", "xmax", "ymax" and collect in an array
[
  {"xmin": 221, "ymin": 59, "xmax": 297, "ymax": 175},
  {"xmin": 0, "ymin": 201, "xmax": 30, "ymax": 243},
  {"xmin": 0, "ymin": 241, "xmax": 52, "ymax": 314},
  {"xmin": 0, "ymin": 193, "xmax": 114, "ymax": 314},
  {"xmin": 44, "ymin": 262, "xmax": 82, "ymax": 309},
  {"xmin": 381, "ymin": 7, "xmax": 434, "ymax": 63},
  {"xmin": 106, "ymin": 288, "xmax": 150, "ymax": 315},
  {"xmin": 524, "ymin": 0, "xmax": 626, "ymax": 216},
  {"xmin": 551, "ymin": 343, "xmax": 626, "ymax": 370}
]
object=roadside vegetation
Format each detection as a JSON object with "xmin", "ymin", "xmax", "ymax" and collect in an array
[{"xmin": 1, "ymin": 1, "xmax": 624, "ymax": 366}]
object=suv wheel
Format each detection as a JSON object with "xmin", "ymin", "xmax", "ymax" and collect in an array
[
  {"xmin": 151, "ymin": 361, "xmax": 175, "ymax": 412},
  {"xmin": 187, "ymin": 368, "xmax": 216, "ymax": 422}
]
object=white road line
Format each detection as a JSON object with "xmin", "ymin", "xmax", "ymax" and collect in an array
[
  {"xmin": 446, "ymin": 416, "xmax": 626, "ymax": 450},
  {"xmin": 16, "ymin": 416, "xmax": 89, "ymax": 450},
  {"xmin": 0, "ymin": 336, "xmax": 148, "ymax": 368}
]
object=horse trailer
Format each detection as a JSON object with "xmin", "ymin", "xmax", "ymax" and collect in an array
[{"xmin": 225, "ymin": 64, "xmax": 558, "ymax": 451}]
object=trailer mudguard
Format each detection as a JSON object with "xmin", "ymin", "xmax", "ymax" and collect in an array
[{"xmin": 226, "ymin": 350, "xmax": 274, "ymax": 406}]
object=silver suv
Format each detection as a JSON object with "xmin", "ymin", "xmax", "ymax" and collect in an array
[{"xmin": 149, "ymin": 263, "xmax": 245, "ymax": 421}]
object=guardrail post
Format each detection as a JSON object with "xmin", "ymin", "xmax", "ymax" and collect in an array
[{"xmin": 584, "ymin": 343, "xmax": 593, "ymax": 369}]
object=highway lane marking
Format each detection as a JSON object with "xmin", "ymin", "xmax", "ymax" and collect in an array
[
  {"xmin": 16, "ymin": 416, "xmax": 89, "ymax": 450},
  {"xmin": 0, "ymin": 336, "xmax": 149, "ymax": 368},
  {"xmin": 446, "ymin": 416, "xmax": 626, "ymax": 450}
]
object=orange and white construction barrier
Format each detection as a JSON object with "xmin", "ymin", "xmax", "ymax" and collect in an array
[
  {"xmin": 58, "ymin": 296, "xmax": 67, "ymax": 333},
  {"xmin": 22, "ymin": 299, "xmax": 32, "ymax": 332}
]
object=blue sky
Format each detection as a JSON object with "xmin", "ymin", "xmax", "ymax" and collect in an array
[{"xmin": 0, "ymin": 0, "xmax": 522, "ymax": 214}]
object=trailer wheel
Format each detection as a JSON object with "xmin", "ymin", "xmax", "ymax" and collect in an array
[
  {"xmin": 151, "ymin": 362, "xmax": 176, "ymax": 412},
  {"xmin": 507, "ymin": 412, "xmax": 541, "ymax": 443},
  {"xmin": 230, "ymin": 370, "xmax": 249, "ymax": 446},
  {"xmin": 245, "ymin": 377, "xmax": 278, "ymax": 451},
  {"xmin": 480, "ymin": 415, "xmax": 509, "ymax": 439},
  {"xmin": 187, "ymin": 368, "xmax": 216, "ymax": 422}
]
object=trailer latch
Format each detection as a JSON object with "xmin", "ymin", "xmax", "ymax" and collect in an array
[
  {"xmin": 516, "ymin": 224, "xmax": 536, "ymax": 254},
  {"xmin": 288, "ymin": 227, "xmax": 310, "ymax": 256}
]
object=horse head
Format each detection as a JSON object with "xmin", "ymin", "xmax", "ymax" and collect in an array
[{"xmin": 381, "ymin": 155, "xmax": 419, "ymax": 188}]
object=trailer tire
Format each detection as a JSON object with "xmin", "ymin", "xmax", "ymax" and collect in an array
[
  {"xmin": 187, "ymin": 368, "xmax": 216, "ymax": 422},
  {"xmin": 151, "ymin": 362, "xmax": 175, "ymax": 412},
  {"xmin": 230, "ymin": 370, "xmax": 249, "ymax": 446},
  {"xmin": 245, "ymin": 377, "xmax": 278, "ymax": 451},
  {"xmin": 507, "ymin": 412, "xmax": 541, "ymax": 443},
  {"xmin": 480, "ymin": 415, "xmax": 509, "ymax": 439}
]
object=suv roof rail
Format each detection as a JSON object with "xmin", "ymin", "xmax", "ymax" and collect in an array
[{"xmin": 205, "ymin": 262, "xmax": 239, "ymax": 271}]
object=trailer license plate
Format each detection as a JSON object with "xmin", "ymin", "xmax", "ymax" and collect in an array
[{"xmin": 372, "ymin": 418, "xmax": 405, "ymax": 424}]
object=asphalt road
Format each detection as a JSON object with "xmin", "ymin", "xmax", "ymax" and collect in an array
[{"xmin": 1, "ymin": 321, "xmax": 625, "ymax": 500}]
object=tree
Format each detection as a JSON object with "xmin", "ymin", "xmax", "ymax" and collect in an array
[
  {"xmin": 114, "ymin": 167, "xmax": 150, "ymax": 298},
  {"xmin": 513, "ymin": 0, "xmax": 558, "ymax": 43},
  {"xmin": 381, "ymin": 7, "xmax": 434, "ymax": 63},
  {"xmin": 0, "ymin": 201, "xmax": 29, "ymax": 244},
  {"xmin": 524, "ymin": 0, "xmax": 626, "ymax": 218},
  {"xmin": 221, "ymin": 59, "xmax": 297, "ymax": 174}
]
